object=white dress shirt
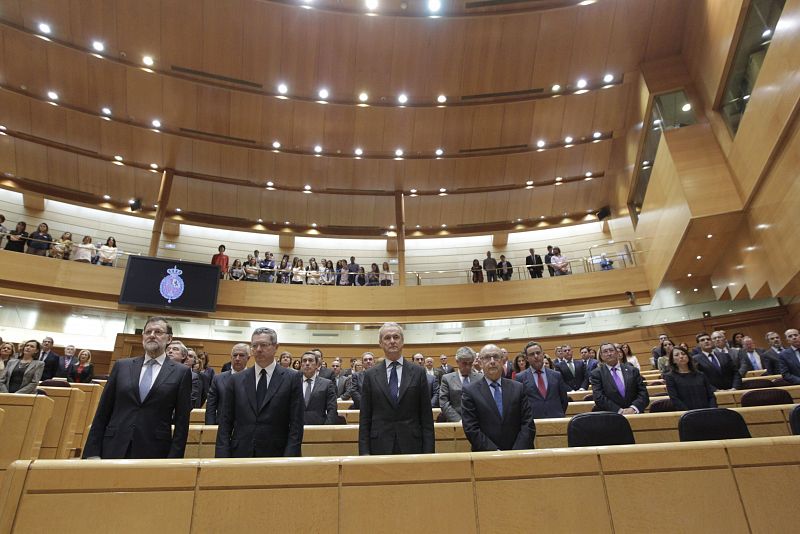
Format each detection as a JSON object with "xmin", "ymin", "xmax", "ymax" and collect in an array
[
  {"xmin": 254, "ymin": 360, "xmax": 277, "ymax": 391},
  {"xmin": 139, "ymin": 354, "xmax": 167, "ymax": 387},
  {"xmin": 385, "ymin": 357, "xmax": 404, "ymax": 385}
]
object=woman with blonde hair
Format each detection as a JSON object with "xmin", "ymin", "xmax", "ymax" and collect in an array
[{"xmin": 68, "ymin": 349, "xmax": 94, "ymax": 383}]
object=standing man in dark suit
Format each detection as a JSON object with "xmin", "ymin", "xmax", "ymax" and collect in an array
[
  {"xmin": 525, "ymin": 248, "xmax": 543, "ymax": 279},
  {"xmin": 439, "ymin": 355, "xmax": 454, "ymax": 375},
  {"xmin": 439, "ymin": 347, "xmax": 482, "ymax": 422},
  {"xmin": 738, "ymin": 336, "xmax": 778, "ymax": 376},
  {"xmin": 310, "ymin": 348, "xmax": 334, "ymax": 381},
  {"xmin": 555, "ymin": 345, "xmax": 588, "ymax": 391},
  {"xmin": 83, "ymin": 317, "xmax": 193, "ymax": 459},
  {"xmin": 412, "ymin": 353, "xmax": 439, "ymax": 407},
  {"xmin": 761, "ymin": 331, "xmax": 786, "ymax": 373},
  {"xmin": 216, "ymin": 327, "xmax": 304, "ymax": 458},
  {"xmin": 515, "ymin": 341, "xmax": 569, "ymax": 418},
  {"xmin": 205, "ymin": 343, "xmax": 250, "ymax": 425},
  {"xmin": 54, "ymin": 344, "xmax": 78, "ymax": 379},
  {"xmin": 330, "ymin": 358, "xmax": 348, "ymax": 398},
  {"xmin": 166, "ymin": 341, "xmax": 204, "ymax": 408},
  {"xmin": 347, "ymin": 256, "xmax": 360, "ymax": 286},
  {"xmin": 544, "ymin": 245, "xmax": 555, "ymax": 277},
  {"xmin": 590, "ymin": 342, "xmax": 649, "ymax": 414},
  {"xmin": 461, "ymin": 344, "xmax": 535, "ymax": 451},
  {"xmin": 358, "ymin": 322, "xmax": 434, "ymax": 455},
  {"xmin": 693, "ymin": 332, "xmax": 741, "ymax": 390},
  {"xmin": 300, "ymin": 351, "xmax": 338, "ymax": 425},
  {"xmin": 778, "ymin": 329, "xmax": 800, "ymax": 385},
  {"xmin": 501, "ymin": 348, "xmax": 514, "ymax": 379},
  {"xmin": 38, "ymin": 336, "xmax": 60, "ymax": 380}
]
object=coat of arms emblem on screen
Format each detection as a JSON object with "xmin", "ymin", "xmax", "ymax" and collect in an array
[{"xmin": 159, "ymin": 266, "xmax": 185, "ymax": 303}]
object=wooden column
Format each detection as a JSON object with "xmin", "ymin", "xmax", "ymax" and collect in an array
[
  {"xmin": 147, "ymin": 169, "xmax": 174, "ymax": 257},
  {"xmin": 394, "ymin": 192, "xmax": 406, "ymax": 286}
]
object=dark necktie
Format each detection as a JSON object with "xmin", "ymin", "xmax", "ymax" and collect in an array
[
  {"xmin": 256, "ymin": 369, "xmax": 268, "ymax": 406},
  {"xmin": 490, "ymin": 382, "xmax": 503, "ymax": 418},
  {"xmin": 304, "ymin": 378, "xmax": 313, "ymax": 407},
  {"xmin": 389, "ymin": 361, "xmax": 399, "ymax": 404},
  {"xmin": 710, "ymin": 353, "xmax": 721, "ymax": 369},
  {"xmin": 535, "ymin": 370, "xmax": 547, "ymax": 397}
]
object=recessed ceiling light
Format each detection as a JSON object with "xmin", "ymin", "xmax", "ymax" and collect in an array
[
  {"xmin": 439, "ymin": 188, "xmax": 447, "ymax": 193},
  {"xmin": 277, "ymin": 83, "xmax": 288, "ymax": 95},
  {"xmin": 285, "ymin": 221, "xmax": 291, "ymax": 225},
  {"xmin": 555, "ymin": 176, "xmax": 563, "ymax": 182},
  {"xmin": 415, "ymin": 224, "xmax": 421, "ymax": 229},
  {"xmin": 114, "ymin": 155, "xmax": 123, "ymax": 162},
  {"xmin": 266, "ymin": 181, "xmax": 274, "ymax": 187},
  {"xmin": 128, "ymin": 198, "xmax": 136, "ymax": 205},
  {"xmin": 693, "ymin": 288, "xmax": 699, "ymax": 292},
  {"xmin": 151, "ymin": 119, "xmax": 161, "ymax": 128},
  {"xmin": 428, "ymin": 0, "xmax": 441, "ymax": 12},
  {"xmin": 366, "ymin": 0, "xmax": 378, "ymax": 9},
  {"xmin": 318, "ymin": 88, "xmax": 329, "ymax": 99},
  {"xmin": 681, "ymin": 103, "xmax": 692, "ymax": 112},
  {"xmin": 101, "ymin": 107, "xmax": 112, "ymax": 115},
  {"xmin": 745, "ymin": 246, "xmax": 756, "ymax": 252},
  {"xmin": 304, "ymin": 184, "xmax": 312, "ymax": 190},
  {"xmin": 437, "ymin": 94, "xmax": 447, "ymax": 103},
  {"xmin": 687, "ymin": 273, "xmax": 692, "ymax": 277},
  {"xmin": 676, "ymin": 290, "xmax": 681, "ymax": 294},
  {"xmin": 435, "ymin": 148, "xmax": 444, "ymax": 156},
  {"xmin": 311, "ymin": 223, "xmax": 318, "ymax": 227},
  {"xmin": 314, "ymin": 145, "xmax": 323, "ymax": 153},
  {"xmin": 409, "ymin": 188, "xmax": 417, "ymax": 194},
  {"xmin": 526, "ymin": 180, "xmax": 534, "ymax": 186},
  {"xmin": 653, "ymin": 119, "xmax": 662, "ymax": 126},
  {"xmin": 358, "ymin": 92, "xmax": 368, "ymax": 102},
  {"xmin": 272, "ymin": 141, "xmax": 281, "ymax": 149},
  {"xmin": 398, "ymin": 94, "xmax": 408, "ymax": 104},
  {"xmin": 696, "ymin": 255, "xmax": 702, "ymax": 260},
  {"xmin": 540, "ymin": 215, "xmax": 546, "ymax": 219},
  {"xmin": 712, "ymin": 285, "xmax": 718, "ymax": 289},
  {"xmin": 142, "ymin": 55, "xmax": 154, "ymax": 66},
  {"xmin": 103, "ymin": 194, "xmax": 111, "ymax": 200},
  {"xmin": 706, "ymin": 234, "xmax": 713, "ymax": 239},
  {"xmin": 38, "ymin": 22, "xmax": 52, "ymax": 34},
  {"xmin": 551, "ymin": 84, "xmax": 561, "ymax": 92},
  {"xmin": 603, "ymin": 73, "xmax": 614, "ymax": 83},
  {"xmin": 579, "ymin": 0, "xmax": 596, "ymax": 5},
  {"xmin": 175, "ymin": 208, "xmax": 182, "ymax": 212},
  {"xmin": 755, "ymin": 223, "xmax": 769, "ymax": 230},
  {"xmin": 395, "ymin": 149, "xmax": 404, "ymax": 157},
  {"xmin": 576, "ymin": 79, "xmax": 588, "ymax": 89},
  {"xmin": 354, "ymin": 148, "xmax": 363, "ymax": 156},
  {"xmin": 91, "ymin": 40, "xmax": 105, "ymax": 52},
  {"xmin": 47, "ymin": 91, "xmax": 59, "ymax": 100},
  {"xmin": 564, "ymin": 136, "xmax": 573, "ymax": 144},
  {"xmin": 593, "ymin": 131, "xmax": 602, "ymax": 139},
  {"xmin": 441, "ymin": 223, "xmax": 447, "ymax": 228},
  {"xmin": 257, "ymin": 218, "xmax": 263, "ymax": 223},
  {"xmin": 728, "ymin": 282, "xmax": 735, "ymax": 286},
  {"xmin": 584, "ymin": 171, "xmax": 592, "ymax": 177},
  {"xmin": 536, "ymin": 140, "xmax": 546, "ymax": 148}
]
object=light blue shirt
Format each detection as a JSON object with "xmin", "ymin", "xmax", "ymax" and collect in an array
[{"xmin": 385, "ymin": 357, "xmax": 404, "ymax": 386}]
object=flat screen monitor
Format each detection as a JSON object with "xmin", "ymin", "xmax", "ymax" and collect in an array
[{"xmin": 119, "ymin": 256, "xmax": 221, "ymax": 313}]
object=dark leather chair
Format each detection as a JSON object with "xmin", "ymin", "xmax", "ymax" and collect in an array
[
  {"xmin": 742, "ymin": 378, "xmax": 773, "ymax": 389},
  {"xmin": 789, "ymin": 405, "xmax": 800, "ymax": 436},
  {"xmin": 771, "ymin": 378, "xmax": 791, "ymax": 387},
  {"xmin": 740, "ymin": 388, "xmax": 793, "ymax": 407},
  {"xmin": 582, "ymin": 394, "xmax": 594, "ymax": 401},
  {"xmin": 39, "ymin": 379, "xmax": 71, "ymax": 387},
  {"xmin": 678, "ymin": 408, "xmax": 751, "ymax": 442},
  {"xmin": 649, "ymin": 398, "xmax": 676, "ymax": 413},
  {"xmin": 335, "ymin": 415, "xmax": 347, "ymax": 425},
  {"xmin": 567, "ymin": 412, "xmax": 635, "ymax": 447}
]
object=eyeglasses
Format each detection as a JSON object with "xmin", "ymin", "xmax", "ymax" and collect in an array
[
  {"xmin": 143, "ymin": 329, "xmax": 168, "ymax": 336},
  {"xmin": 481, "ymin": 353, "xmax": 502, "ymax": 361}
]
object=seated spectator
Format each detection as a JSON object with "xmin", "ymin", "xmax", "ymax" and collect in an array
[
  {"xmin": 380, "ymin": 261, "xmax": 393, "ymax": 286},
  {"xmin": 589, "ymin": 342, "xmax": 649, "ymax": 414},
  {"xmin": 67, "ymin": 349, "xmax": 94, "ymax": 383},
  {"xmin": 367, "ymin": 263, "xmax": 380, "ymax": 286},
  {"xmin": 291, "ymin": 359, "xmax": 301, "ymax": 370},
  {"xmin": 306, "ymin": 258, "xmax": 321, "ymax": 285},
  {"xmin": 498, "ymin": 255, "xmax": 513, "ymax": 281},
  {"xmin": 657, "ymin": 338, "xmax": 675, "ymax": 375},
  {"xmin": 229, "ymin": 259, "xmax": 245, "ymax": 280},
  {"xmin": 511, "ymin": 352, "xmax": 528, "ymax": 379},
  {"xmin": 72, "ymin": 235, "xmax": 96, "ymax": 263},
  {"xmin": 0, "ymin": 339, "xmax": 44, "ymax": 394},
  {"xmin": 26, "ymin": 222, "xmax": 52, "ymax": 256},
  {"xmin": 619, "ymin": 343, "xmax": 641, "ymax": 370},
  {"xmin": 50, "ymin": 232, "xmax": 73, "ymax": 259},
  {"xmin": 291, "ymin": 257, "xmax": 305, "ymax": 284},
  {"xmin": 211, "ymin": 245, "xmax": 229, "ymax": 279},
  {"xmin": 664, "ymin": 346, "xmax": 717, "ymax": 410},
  {"xmin": 244, "ymin": 258, "xmax": 260, "ymax": 281},
  {"xmin": 471, "ymin": 259, "xmax": 484, "ymax": 283},
  {"xmin": 98, "ymin": 237, "xmax": 117, "ymax": 266},
  {"xmin": 599, "ymin": 253, "xmax": 614, "ymax": 270},
  {"xmin": 354, "ymin": 266, "xmax": 367, "ymax": 286},
  {"xmin": 551, "ymin": 247, "xmax": 570, "ymax": 275},
  {"xmin": 4, "ymin": 221, "xmax": 28, "ymax": 252},
  {"xmin": 279, "ymin": 352, "xmax": 293, "ymax": 368}
]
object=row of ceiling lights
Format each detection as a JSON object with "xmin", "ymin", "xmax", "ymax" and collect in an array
[{"xmin": 33, "ymin": 22, "xmax": 619, "ymax": 108}]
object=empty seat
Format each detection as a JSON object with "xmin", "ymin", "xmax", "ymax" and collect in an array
[
  {"xmin": 740, "ymin": 388, "xmax": 793, "ymax": 407},
  {"xmin": 790, "ymin": 405, "xmax": 800, "ymax": 436},
  {"xmin": 678, "ymin": 408, "xmax": 751, "ymax": 442},
  {"xmin": 567, "ymin": 412, "xmax": 635, "ymax": 447},
  {"xmin": 649, "ymin": 398, "xmax": 676, "ymax": 413},
  {"xmin": 742, "ymin": 378, "xmax": 773, "ymax": 389}
]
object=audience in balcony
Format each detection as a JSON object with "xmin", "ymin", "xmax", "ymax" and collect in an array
[
  {"xmin": 347, "ymin": 257, "xmax": 359, "ymax": 285},
  {"xmin": 498, "ymin": 255, "xmax": 513, "ymax": 281},
  {"xmin": 599, "ymin": 253, "xmax": 614, "ymax": 270},
  {"xmin": 72, "ymin": 235, "xmax": 96, "ymax": 263},
  {"xmin": 380, "ymin": 262, "xmax": 394, "ymax": 286},
  {"xmin": 67, "ymin": 349, "xmax": 94, "ymax": 383},
  {"xmin": 50, "ymin": 232, "xmax": 74, "ymax": 260},
  {"xmin": 26, "ymin": 223, "xmax": 52, "ymax": 256},
  {"xmin": 244, "ymin": 258, "xmax": 260, "ymax": 281},
  {"xmin": 664, "ymin": 346, "xmax": 717, "ymax": 410},
  {"xmin": 0, "ymin": 340, "xmax": 44, "ymax": 394},
  {"xmin": 98, "ymin": 237, "xmax": 118, "ymax": 266},
  {"xmin": 367, "ymin": 263, "xmax": 380, "ymax": 286},
  {"xmin": 4, "ymin": 221, "xmax": 28, "ymax": 252},
  {"xmin": 291, "ymin": 257, "xmax": 305, "ymax": 284},
  {"xmin": 229, "ymin": 259, "xmax": 245, "ymax": 280},
  {"xmin": 471, "ymin": 259, "xmax": 484, "ymax": 283},
  {"xmin": 551, "ymin": 247, "xmax": 570, "ymax": 276},
  {"xmin": 483, "ymin": 251, "xmax": 498, "ymax": 282},
  {"xmin": 544, "ymin": 245, "xmax": 555, "ymax": 276},
  {"xmin": 211, "ymin": 245, "xmax": 229, "ymax": 278},
  {"xmin": 0, "ymin": 214, "xmax": 6, "ymax": 248}
]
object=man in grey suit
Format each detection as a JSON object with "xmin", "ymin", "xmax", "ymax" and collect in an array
[
  {"xmin": 438, "ymin": 346, "xmax": 482, "ymax": 422},
  {"xmin": 330, "ymin": 358, "xmax": 348, "ymax": 398},
  {"xmin": 358, "ymin": 323, "xmax": 434, "ymax": 455},
  {"xmin": 413, "ymin": 353, "xmax": 439, "ymax": 408},
  {"xmin": 738, "ymin": 336, "xmax": 778, "ymax": 376},
  {"xmin": 760, "ymin": 331, "xmax": 786, "ymax": 372},
  {"xmin": 778, "ymin": 329, "xmax": 800, "ymax": 385},
  {"xmin": 54, "ymin": 344, "xmax": 77, "ymax": 379},
  {"xmin": 300, "ymin": 351, "xmax": 338, "ymax": 425},
  {"xmin": 515, "ymin": 341, "xmax": 569, "ymax": 418},
  {"xmin": 342, "ymin": 351, "xmax": 375, "ymax": 408},
  {"xmin": 205, "ymin": 343, "xmax": 250, "ymax": 425}
]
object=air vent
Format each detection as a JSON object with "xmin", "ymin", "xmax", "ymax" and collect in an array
[
  {"xmin": 327, "ymin": 188, "xmax": 388, "ymax": 195},
  {"xmin": 436, "ymin": 330, "xmax": 463, "ymax": 335},
  {"xmin": 311, "ymin": 333, "xmax": 340, "ymax": 337},
  {"xmin": 459, "ymin": 144, "xmax": 528, "ymax": 154},
  {"xmin": 171, "ymin": 65, "xmax": 262, "ymax": 89},
  {"xmin": 465, "ymin": 0, "xmax": 565, "ymax": 10},
  {"xmin": 214, "ymin": 328, "xmax": 244, "ymax": 334},
  {"xmin": 179, "ymin": 127, "xmax": 257, "ymax": 144},
  {"xmin": 546, "ymin": 313, "xmax": 586, "ymax": 321},
  {"xmin": 462, "ymin": 87, "xmax": 544, "ymax": 101},
  {"xmin": 559, "ymin": 321, "xmax": 587, "ymax": 327}
]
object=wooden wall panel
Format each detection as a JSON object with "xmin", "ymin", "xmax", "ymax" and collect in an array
[
  {"xmin": 201, "ymin": 0, "xmax": 244, "ymax": 81},
  {"xmin": 160, "ymin": 0, "xmax": 203, "ymax": 71}
]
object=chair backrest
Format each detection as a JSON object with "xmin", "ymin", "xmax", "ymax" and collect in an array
[
  {"xmin": 790, "ymin": 405, "xmax": 800, "ymax": 436},
  {"xmin": 335, "ymin": 415, "xmax": 347, "ymax": 425},
  {"xmin": 771, "ymin": 378, "xmax": 790, "ymax": 387},
  {"xmin": 39, "ymin": 380, "xmax": 71, "ymax": 388},
  {"xmin": 567, "ymin": 412, "xmax": 635, "ymax": 447},
  {"xmin": 678, "ymin": 408, "xmax": 751, "ymax": 442},
  {"xmin": 743, "ymin": 378, "xmax": 773, "ymax": 389},
  {"xmin": 649, "ymin": 398, "xmax": 676, "ymax": 413},
  {"xmin": 647, "ymin": 379, "xmax": 665, "ymax": 386},
  {"xmin": 582, "ymin": 394, "xmax": 594, "ymax": 401},
  {"xmin": 740, "ymin": 388, "xmax": 793, "ymax": 407}
]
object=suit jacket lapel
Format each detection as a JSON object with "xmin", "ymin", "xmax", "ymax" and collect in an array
[
  {"xmin": 500, "ymin": 379, "xmax": 512, "ymax": 419},
  {"xmin": 130, "ymin": 357, "xmax": 144, "ymax": 403},
  {"xmin": 147, "ymin": 357, "xmax": 176, "ymax": 402},
  {"xmin": 260, "ymin": 366, "xmax": 285, "ymax": 412},
  {"xmin": 477, "ymin": 379, "xmax": 501, "ymax": 420},
  {"xmin": 398, "ymin": 360, "xmax": 412, "ymax": 402},
  {"xmin": 374, "ymin": 361, "xmax": 394, "ymax": 405},
  {"xmin": 245, "ymin": 367, "xmax": 257, "ymax": 414}
]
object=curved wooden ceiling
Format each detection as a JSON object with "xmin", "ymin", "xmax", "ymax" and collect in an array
[{"xmin": 0, "ymin": 0, "xmax": 689, "ymax": 235}]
